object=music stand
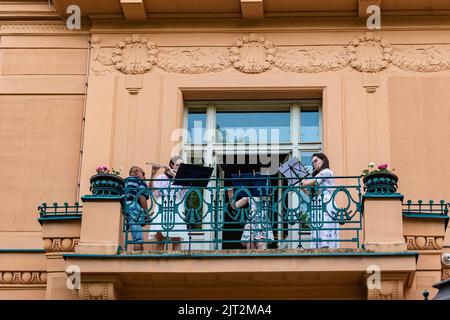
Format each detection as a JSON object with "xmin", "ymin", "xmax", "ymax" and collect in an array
[
  {"xmin": 277, "ymin": 157, "xmax": 311, "ymax": 249},
  {"xmin": 173, "ymin": 163, "xmax": 213, "ymax": 251},
  {"xmin": 278, "ymin": 157, "xmax": 311, "ymax": 186},
  {"xmin": 173, "ymin": 163, "xmax": 213, "ymax": 187}
]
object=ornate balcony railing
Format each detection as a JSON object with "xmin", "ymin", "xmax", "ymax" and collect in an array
[
  {"xmin": 122, "ymin": 176, "xmax": 363, "ymax": 251},
  {"xmin": 38, "ymin": 202, "xmax": 83, "ymax": 222},
  {"xmin": 402, "ymin": 200, "xmax": 449, "ymax": 218}
]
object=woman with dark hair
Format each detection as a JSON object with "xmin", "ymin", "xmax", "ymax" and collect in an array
[{"xmin": 300, "ymin": 153, "xmax": 339, "ymax": 249}]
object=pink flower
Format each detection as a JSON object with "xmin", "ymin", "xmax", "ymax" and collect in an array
[
  {"xmin": 96, "ymin": 165, "xmax": 109, "ymax": 173},
  {"xmin": 377, "ymin": 163, "xmax": 388, "ymax": 170}
]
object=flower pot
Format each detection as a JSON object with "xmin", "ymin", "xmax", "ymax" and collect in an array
[
  {"xmin": 90, "ymin": 173, "xmax": 125, "ymax": 196},
  {"xmin": 363, "ymin": 171, "xmax": 398, "ymax": 194}
]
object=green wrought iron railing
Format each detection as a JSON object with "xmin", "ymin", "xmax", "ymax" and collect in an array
[
  {"xmin": 402, "ymin": 200, "xmax": 449, "ymax": 218},
  {"xmin": 122, "ymin": 176, "xmax": 363, "ymax": 251},
  {"xmin": 38, "ymin": 202, "xmax": 83, "ymax": 222}
]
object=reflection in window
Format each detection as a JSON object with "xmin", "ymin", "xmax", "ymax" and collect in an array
[
  {"xmin": 187, "ymin": 111, "xmax": 206, "ymax": 144},
  {"xmin": 300, "ymin": 151, "xmax": 314, "ymax": 175},
  {"xmin": 300, "ymin": 110, "xmax": 320, "ymax": 142},
  {"xmin": 216, "ymin": 111, "xmax": 291, "ymax": 144},
  {"xmin": 186, "ymin": 151, "xmax": 204, "ymax": 165}
]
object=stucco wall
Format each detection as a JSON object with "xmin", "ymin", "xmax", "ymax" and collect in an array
[{"xmin": 0, "ymin": 34, "xmax": 88, "ymax": 248}]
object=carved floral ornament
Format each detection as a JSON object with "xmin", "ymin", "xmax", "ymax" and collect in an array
[
  {"xmin": 91, "ymin": 32, "xmax": 450, "ymax": 75},
  {"xmin": 111, "ymin": 35, "xmax": 158, "ymax": 74},
  {"xmin": 229, "ymin": 34, "xmax": 276, "ymax": 74},
  {"xmin": 346, "ymin": 33, "xmax": 393, "ymax": 72}
]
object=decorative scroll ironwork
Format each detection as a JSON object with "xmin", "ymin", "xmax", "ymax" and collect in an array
[{"xmin": 122, "ymin": 176, "xmax": 363, "ymax": 251}]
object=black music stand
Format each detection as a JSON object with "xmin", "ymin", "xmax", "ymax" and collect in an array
[
  {"xmin": 278, "ymin": 157, "xmax": 311, "ymax": 186},
  {"xmin": 173, "ymin": 163, "xmax": 213, "ymax": 251}
]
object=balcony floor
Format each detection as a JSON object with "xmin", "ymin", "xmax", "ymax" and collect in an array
[{"xmin": 64, "ymin": 249, "xmax": 417, "ymax": 299}]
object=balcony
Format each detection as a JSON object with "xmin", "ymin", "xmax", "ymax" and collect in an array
[
  {"xmin": 37, "ymin": 176, "xmax": 450, "ymax": 299},
  {"xmin": 122, "ymin": 176, "xmax": 363, "ymax": 252}
]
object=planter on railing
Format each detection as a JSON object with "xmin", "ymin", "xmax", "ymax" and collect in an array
[
  {"xmin": 90, "ymin": 173, "xmax": 125, "ymax": 196},
  {"xmin": 363, "ymin": 172, "xmax": 398, "ymax": 194}
]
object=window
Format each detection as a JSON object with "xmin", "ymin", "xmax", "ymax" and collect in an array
[
  {"xmin": 215, "ymin": 110, "xmax": 291, "ymax": 144},
  {"xmin": 187, "ymin": 110, "xmax": 206, "ymax": 144},
  {"xmin": 183, "ymin": 100, "xmax": 322, "ymax": 232},
  {"xmin": 300, "ymin": 110, "xmax": 320, "ymax": 143}
]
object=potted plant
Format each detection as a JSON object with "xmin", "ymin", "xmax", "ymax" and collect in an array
[
  {"xmin": 90, "ymin": 166, "xmax": 125, "ymax": 196},
  {"xmin": 361, "ymin": 162, "xmax": 398, "ymax": 194}
]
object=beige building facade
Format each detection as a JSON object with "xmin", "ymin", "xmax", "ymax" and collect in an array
[{"xmin": 0, "ymin": 0, "xmax": 449, "ymax": 299}]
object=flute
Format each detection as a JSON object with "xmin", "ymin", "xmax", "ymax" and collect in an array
[{"xmin": 145, "ymin": 162, "xmax": 165, "ymax": 169}]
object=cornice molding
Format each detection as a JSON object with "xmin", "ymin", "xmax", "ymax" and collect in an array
[
  {"xmin": 90, "ymin": 16, "xmax": 450, "ymax": 33},
  {"xmin": 0, "ymin": 22, "xmax": 91, "ymax": 35},
  {"xmin": 2, "ymin": 15, "xmax": 450, "ymax": 35}
]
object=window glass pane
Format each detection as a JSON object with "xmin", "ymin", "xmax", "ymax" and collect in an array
[
  {"xmin": 300, "ymin": 151, "xmax": 314, "ymax": 174},
  {"xmin": 187, "ymin": 111, "xmax": 206, "ymax": 144},
  {"xmin": 300, "ymin": 110, "xmax": 320, "ymax": 142},
  {"xmin": 216, "ymin": 111, "xmax": 291, "ymax": 143},
  {"xmin": 185, "ymin": 151, "xmax": 205, "ymax": 165}
]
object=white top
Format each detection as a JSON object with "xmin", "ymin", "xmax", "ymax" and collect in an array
[{"xmin": 314, "ymin": 168, "xmax": 335, "ymax": 198}]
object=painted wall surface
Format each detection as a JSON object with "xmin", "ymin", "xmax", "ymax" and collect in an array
[{"xmin": 0, "ymin": 34, "xmax": 88, "ymax": 249}]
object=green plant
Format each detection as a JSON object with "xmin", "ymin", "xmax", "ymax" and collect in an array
[
  {"xmin": 361, "ymin": 162, "xmax": 395, "ymax": 177},
  {"xmin": 95, "ymin": 165, "xmax": 123, "ymax": 177}
]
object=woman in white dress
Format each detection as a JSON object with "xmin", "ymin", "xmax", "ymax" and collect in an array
[
  {"xmin": 300, "ymin": 153, "xmax": 339, "ymax": 249},
  {"xmin": 227, "ymin": 189, "xmax": 274, "ymax": 250},
  {"xmin": 148, "ymin": 156, "xmax": 188, "ymax": 251}
]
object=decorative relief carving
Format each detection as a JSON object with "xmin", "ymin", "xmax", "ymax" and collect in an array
[
  {"xmin": 275, "ymin": 47, "xmax": 349, "ymax": 73},
  {"xmin": 80, "ymin": 281, "xmax": 119, "ymax": 300},
  {"xmin": 346, "ymin": 32, "xmax": 393, "ymax": 72},
  {"xmin": 405, "ymin": 236, "xmax": 444, "ymax": 250},
  {"xmin": 81, "ymin": 283, "xmax": 110, "ymax": 300},
  {"xmin": 157, "ymin": 48, "xmax": 231, "ymax": 73},
  {"xmin": 90, "ymin": 32, "xmax": 450, "ymax": 75},
  {"xmin": 111, "ymin": 35, "xmax": 159, "ymax": 74},
  {"xmin": 91, "ymin": 35, "xmax": 115, "ymax": 75},
  {"xmin": 391, "ymin": 47, "xmax": 450, "ymax": 72},
  {"xmin": 43, "ymin": 237, "xmax": 80, "ymax": 252},
  {"xmin": 368, "ymin": 280, "xmax": 403, "ymax": 300},
  {"xmin": 229, "ymin": 33, "xmax": 276, "ymax": 73},
  {"xmin": 0, "ymin": 272, "xmax": 47, "ymax": 285},
  {"xmin": 443, "ymin": 269, "xmax": 450, "ymax": 281},
  {"xmin": 0, "ymin": 23, "xmax": 90, "ymax": 33}
]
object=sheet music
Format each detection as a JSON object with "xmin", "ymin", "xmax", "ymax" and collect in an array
[{"xmin": 278, "ymin": 157, "xmax": 310, "ymax": 186}]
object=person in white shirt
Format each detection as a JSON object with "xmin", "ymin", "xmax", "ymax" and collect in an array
[
  {"xmin": 300, "ymin": 153, "xmax": 339, "ymax": 249},
  {"xmin": 148, "ymin": 156, "xmax": 187, "ymax": 251}
]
